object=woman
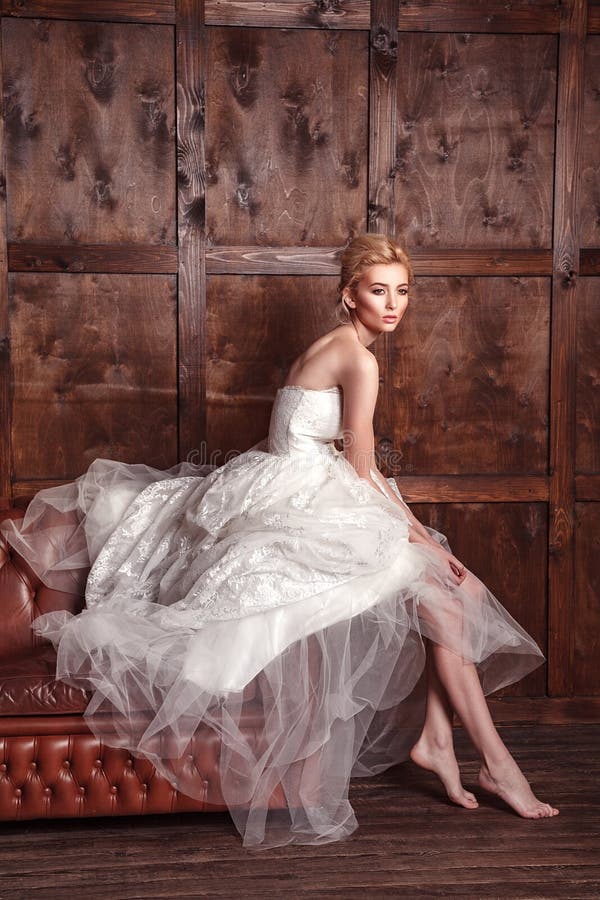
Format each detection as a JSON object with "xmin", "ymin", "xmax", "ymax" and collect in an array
[{"xmin": 0, "ymin": 233, "xmax": 558, "ymax": 850}]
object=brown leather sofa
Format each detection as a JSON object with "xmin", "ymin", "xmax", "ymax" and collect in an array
[{"xmin": 0, "ymin": 500, "xmax": 281, "ymax": 821}]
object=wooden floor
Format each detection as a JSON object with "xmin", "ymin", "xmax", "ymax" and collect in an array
[{"xmin": 1, "ymin": 724, "xmax": 598, "ymax": 899}]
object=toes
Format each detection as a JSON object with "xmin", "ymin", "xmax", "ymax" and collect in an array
[{"xmin": 458, "ymin": 792, "xmax": 478, "ymax": 808}]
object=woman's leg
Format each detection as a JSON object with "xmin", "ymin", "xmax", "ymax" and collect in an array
[
  {"xmin": 430, "ymin": 638, "xmax": 559, "ymax": 818},
  {"xmin": 410, "ymin": 564, "xmax": 558, "ymax": 819},
  {"xmin": 410, "ymin": 639, "xmax": 479, "ymax": 809}
]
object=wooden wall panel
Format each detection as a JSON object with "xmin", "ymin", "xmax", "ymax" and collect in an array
[
  {"xmin": 204, "ymin": 0, "xmax": 370, "ymax": 29},
  {"xmin": 176, "ymin": 0, "xmax": 207, "ymax": 465},
  {"xmin": 205, "ymin": 27, "xmax": 368, "ymax": 246},
  {"xmin": 412, "ymin": 501, "xmax": 548, "ymax": 697},
  {"xmin": 388, "ymin": 277, "xmax": 550, "ymax": 476},
  {"xmin": 547, "ymin": 0, "xmax": 587, "ymax": 697},
  {"xmin": 576, "ymin": 277, "xmax": 600, "ymax": 474},
  {"xmin": 394, "ymin": 33, "xmax": 557, "ymax": 249},
  {"xmin": 573, "ymin": 501, "xmax": 600, "ymax": 694},
  {"xmin": 0, "ymin": 0, "xmax": 596, "ymax": 712},
  {"xmin": 205, "ymin": 273, "xmax": 338, "ymax": 455},
  {"xmin": 2, "ymin": 18, "xmax": 175, "ymax": 244},
  {"xmin": 581, "ymin": 35, "xmax": 600, "ymax": 248},
  {"xmin": 10, "ymin": 273, "xmax": 177, "ymax": 479},
  {"xmin": 2, "ymin": 1, "xmax": 176, "ymax": 23},
  {"xmin": 396, "ymin": 1, "xmax": 561, "ymax": 33}
]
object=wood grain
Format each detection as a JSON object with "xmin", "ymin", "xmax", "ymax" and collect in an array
[
  {"xmin": 486, "ymin": 698, "xmax": 600, "ymax": 723},
  {"xmin": 9, "ymin": 273, "xmax": 177, "ymax": 479},
  {"xmin": 575, "ymin": 473, "xmax": 600, "ymax": 500},
  {"xmin": 368, "ymin": 0, "xmax": 397, "ymax": 237},
  {"xmin": 205, "ymin": 27, "xmax": 368, "ymax": 246},
  {"xmin": 369, "ymin": 0, "xmax": 399, "ymax": 479},
  {"xmin": 576, "ymin": 277, "xmax": 600, "ymax": 474},
  {"xmin": 393, "ymin": 32, "xmax": 557, "ymax": 249},
  {"xmin": 204, "ymin": 0, "xmax": 370, "ymax": 29},
  {"xmin": 547, "ymin": 0, "xmax": 587, "ymax": 697},
  {"xmin": 580, "ymin": 35, "xmax": 600, "ymax": 249},
  {"xmin": 397, "ymin": 1, "xmax": 561, "ymax": 33},
  {"xmin": 573, "ymin": 502, "xmax": 600, "ymax": 693},
  {"xmin": 206, "ymin": 245, "xmax": 344, "ymax": 274},
  {"xmin": 388, "ymin": 277, "xmax": 550, "ymax": 477},
  {"xmin": 580, "ymin": 249, "xmax": 600, "ymax": 274},
  {"xmin": 1, "ymin": 0, "xmax": 175, "ymax": 23},
  {"xmin": 8, "ymin": 243, "xmax": 178, "ymax": 273},
  {"xmin": 390, "ymin": 475, "xmax": 549, "ymax": 503},
  {"xmin": 2, "ymin": 18, "xmax": 175, "ymax": 245},
  {"xmin": 177, "ymin": 0, "xmax": 207, "ymax": 464},
  {"xmin": 407, "ymin": 249, "xmax": 553, "ymax": 276},
  {"xmin": 6, "ymin": 243, "xmax": 555, "ymax": 276},
  {"xmin": 588, "ymin": 0, "xmax": 600, "ymax": 33},
  {"xmin": 205, "ymin": 246, "xmax": 553, "ymax": 275}
]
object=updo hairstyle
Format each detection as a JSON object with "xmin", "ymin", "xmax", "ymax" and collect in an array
[{"xmin": 334, "ymin": 233, "xmax": 414, "ymax": 325}]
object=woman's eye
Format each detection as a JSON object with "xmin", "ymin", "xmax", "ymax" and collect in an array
[{"xmin": 372, "ymin": 287, "xmax": 408, "ymax": 296}]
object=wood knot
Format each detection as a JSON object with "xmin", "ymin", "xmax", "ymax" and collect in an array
[{"xmin": 370, "ymin": 28, "xmax": 398, "ymax": 60}]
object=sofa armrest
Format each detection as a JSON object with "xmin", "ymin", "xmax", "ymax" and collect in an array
[{"xmin": 0, "ymin": 506, "xmax": 85, "ymax": 663}]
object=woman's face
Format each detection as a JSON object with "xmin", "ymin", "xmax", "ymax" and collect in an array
[{"xmin": 344, "ymin": 262, "xmax": 409, "ymax": 333}]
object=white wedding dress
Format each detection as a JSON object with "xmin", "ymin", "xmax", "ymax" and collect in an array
[{"xmin": 0, "ymin": 384, "xmax": 545, "ymax": 848}]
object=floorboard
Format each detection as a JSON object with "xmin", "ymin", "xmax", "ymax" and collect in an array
[{"xmin": 0, "ymin": 724, "xmax": 598, "ymax": 899}]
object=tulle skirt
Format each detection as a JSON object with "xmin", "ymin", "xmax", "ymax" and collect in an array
[{"xmin": 0, "ymin": 448, "xmax": 546, "ymax": 848}]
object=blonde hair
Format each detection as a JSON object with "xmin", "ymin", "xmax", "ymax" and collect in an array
[{"xmin": 335, "ymin": 233, "xmax": 414, "ymax": 325}]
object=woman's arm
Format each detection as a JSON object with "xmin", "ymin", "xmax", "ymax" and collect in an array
[
  {"xmin": 339, "ymin": 351, "xmax": 468, "ymax": 580},
  {"xmin": 339, "ymin": 350, "xmax": 433, "ymax": 546},
  {"xmin": 368, "ymin": 465, "xmax": 440, "ymax": 546}
]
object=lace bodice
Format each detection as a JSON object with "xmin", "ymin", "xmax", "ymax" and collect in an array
[{"xmin": 268, "ymin": 385, "xmax": 343, "ymax": 456}]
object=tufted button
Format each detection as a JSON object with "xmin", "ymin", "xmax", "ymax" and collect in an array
[
  {"xmin": 43, "ymin": 787, "xmax": 52, "ymax": 796},
  {"xmin": 110, "ymin": 785, "xmax": 118, "ymax": 794},
  {"xmin": 63, "ymin": 760, "xmax": 71, "ymax": 769},
  {"xmin": 0, "ymin": 763, "xmax": 7, "ymax": 772},
  {"xmin": 141, "ymin": 783, "xmax": 148, "ymax": 792},
  {"xmin": 187, "ymin": 754, "xmax": 194, "ymax": 760},
  {"xmin": 126, "ymin": 758, "xmax": 133, "ymax": 768},
  {"xmin": 30, "ymin": 761, "xmax": 37, "ymax": 770},
  {"xmin": 14, "ymin": 788, "xmax": 22, "ymax": 797},
  {"xmin": 95, "ymin": 759, "xmax": 102, "ymax": 768},
  {"xmin": 79, "ymin": 786, "xmax": 86, "ymax": 795}
]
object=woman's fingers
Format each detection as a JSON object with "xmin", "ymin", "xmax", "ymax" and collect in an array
[
  {"xmin": 426, "ymin": 543, "xmax": 468, "ymax": 585},
  {"xmin": 449, "ymin": 557, "xmax": 467, "ymax": 584}
]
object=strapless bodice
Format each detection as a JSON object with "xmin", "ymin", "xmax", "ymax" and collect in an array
[{"xmin": 268, "ymin": 385, "xmax": 343, "ymax": 456}]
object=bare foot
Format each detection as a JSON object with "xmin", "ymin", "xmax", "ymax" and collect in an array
[
  {"xmin": 410, "ymin": 735, "xmax": 479, "ymax": 809},
  {"xmin": 477, "ymin": 755, "xmax": 559, "ymax": 818}
]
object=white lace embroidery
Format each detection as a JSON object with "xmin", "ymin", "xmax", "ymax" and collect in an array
[{"xmin": 82, "ymin": 387, "xmax": 410, "ymax": 626}]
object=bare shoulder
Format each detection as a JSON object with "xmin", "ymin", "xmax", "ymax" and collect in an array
[
  {"xmin": 331, "ymin": 334, "xmax": 379, "ymax": 409},
  {"xmin": 336, "ymin": 336, "xmax": 378, "ymax": 382},
  {"xmin": 286, "ymin": 325, "xmax": 377, "ymax": 390}
]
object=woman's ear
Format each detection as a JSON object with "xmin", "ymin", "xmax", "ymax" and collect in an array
[{"xmin": 343, "ymin": 289, "xmax": 356, "ymax": 309}]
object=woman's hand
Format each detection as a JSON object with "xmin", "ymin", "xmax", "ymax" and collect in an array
[
  {"xmin": 432, "ymin": 544, "xmax": 468, "ymax": 586},
  {"xmin": 411, "ymin": 530, "xmax": 468, "ymax": 585}
]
